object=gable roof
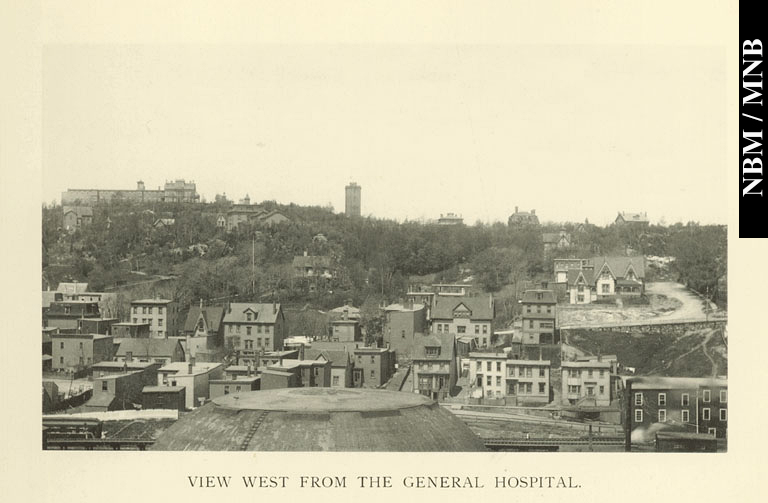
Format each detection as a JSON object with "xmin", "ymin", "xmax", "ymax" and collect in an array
[
  {"xmin": 520, "ymin": 290, "xmax": 556, "ymax": 304},
  {"xmin": 567, "ymin": 269, "xmax": 595, "ymax": 286},
  {"xmin": 304, "ymin": 349, "xmax": 350, "ymax": 368},
  {"xmin": 183, "ymin": 306, "xmax": 225, "ymax": 333},
  {"xmin": 115, "ymin": 338, "xmax": 182, "ymax": 358},
  {"xmin": 413, "ymin": 334, "xmax": 456, "ymax": 361},
  {"xmin": 57, "ymin": 282, "xmax": 89, "ymax": 294},
  {"xmin": 431, "ymin": 295, "xmax": 493, "ymax": 321},
  {"xmin": 617, "ymin": 211, "xmax": 648, "ymax": 223},
  {"xmin": 591, "ymin": 256, "xmax": 645, "ymax": 280},
  {"xmin": 222, "ymin": 303, "xmax": 281, "ymax": 324}
]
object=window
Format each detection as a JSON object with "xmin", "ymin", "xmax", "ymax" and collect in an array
[
  {"xmin": 158, "ymin": 319, "xmax": 163, "ymax": 327},
  {"xmin": 245, "ymin": 340, "xmax": 253, "ymax": 350},
  {"xmin": 101, "ymin": 381, "xmax": 108, "ymax": 391},
  {"xmin": 476, "ymin": 361, "xmax": 481, "ymax": 371},
  {"xmin": 539, "ymin": 368, "xmax": 545, "ymax": 377},
  {"xmin": 599, "ymin": 369, "xmax": 605, "ymax": 378},
  {"xmin": 546, "ymin": 306, "xmax": 552, "ymax": 314},
  {"xmin": 236, "ymin": 325, "xmax": 241, "ymax": 334},
  {"xmin": 526, "ymin": 383, "xmax": 533, "ymax": 394},
  {"xmin": 658, "ymin": 393, "xmax": 666, "ymax": 406},
  {"xmin": 634, "ymin": 409, "xmax": 643, "ymax": 422},
  {"xmin": 246, "ymin": 313, "xmax": 252, "ymax": 321},
  {"xmin": 60, "ymin": 342, "xmax": 64, "ymax": 349},
  {"xmin": 487, "ymin": 362, "xmax": 492, "ymax": 371},
  {"xmin": 457, "ymin": 326, "xmax": 466, "ymax": 334},
  {"xmin": 224, "ymin": 386, "xmax": 229, "ymax": 395},
  {"xmin": 720, "ymin": 390, "xmax": 727, "ymax": 403},
  {"xmin": 59, "ymin": 357, "xmax": 63, "ymax": 364},
  {"xmin": 703, "ymin": 389, "xmax": 711, "ymax": 403},
  {"xmin": 257, "ymin": 325, "xmax": 262, "ymax": 334},
  {"xmin": 587, "ymin": 386, "xmax": 594, "ymax": 396},
  {"xmin": 599, "ymin": 385, "xmax": 605, "ymax": 395},
  {"xmin": 634, "ymin": 393, "xmax": 643, "ymax": 406},
  {"xmin": 79, "ymin": 342, "xmax": 83, "ymax": 349},
  {"xmin": 526, "ymin": 367, "xmax": 532, "ymax": 378},
  {"xmin": 601, "ymin": 284, "xmax": 610, "ymax": 294},
  {"xmin": 371, "ymin": 356, "xmax": 375, "ymax": 364},
  {"xmin": 528, "ymin": 320, "xmax": 534, "ymax": 329},
  {"xmin": 526, "ymin": 306, "xmax": 531, "ymax": 313},
  {"xmin": 332, "ymin": 376, "xmax": 339, "ymax": 386},
  {"xmin": 681, "ymin": 393, "xmax": 690, "ymax": 406},
  {"xmin": 708, "ymin": 428, "xmax": 717, "ymax": 436},
  {"xmin": 246, "ymin": 327, "xmax": 252, "ymax": 336},
  {"xmin": 475, "ymin": 325, "xmax": 480, "ymax": 334},
  {"xmin": 720, "ymin": 409, "xmax": 727, "ymax": 421},
  {"xmin": 536, "ymin": 305, "xmax": 541, "ymax": 314},
  {"xmin": 264, "ymin": 338, "xmax": 270, "ymax": 347},
  {"xmin": 496, "ymin": 362, "xmax": 501, "ymax": 372},
  {"xmin": 658, "ymin": 409, "xmax": 667, "ymax": 422},
  {"xmin": 496, "ymin": 376, "xmax": 501, "ymax": 386},
  {"xmin": 483, "ymin": 325, "xmax": 488, "ymax": 334},
  {"xmin": 235, "ymin": 386, "xmax": 241, "ymax": 392},
  {"xmin": 159, "ymin": 306, "xmax": 164, "ymax": 314},
  {"xmin": 436, "ymin": 324, "xmax": 442, "ymax": 333},
  {"xmin": 133, "ymin": 318, "xmax": 138, "ymax": 323},
  {"xmin": 588, "ymin": 370, "xmax": 593, "ymax": 378},
  {"xmin": 682, "ymin": 409, "xmax": 690, "ymax": 423},
  {"xmin": 486, "ymin": 376, "xmax": 492, "ymax": 386},
  {"xmin": 539, "ymin": 382, "xmax": 545, "ymax": 394},
  {"xmin": 401, "ymin": 330, "xmax": 405, "ymax": 338},
  {"xmin": 577, "ymin": 294, "xmax": 584, "ymax": 302},
  {"xmin": 133, "ymin": 307, "xmax": 138, "ymax": 314},
  {"xmin": 702, "ymin": 408, "xmax": 711, "ymax": 420},
  {"xmin": 142, "ymin": 307, "xmax": 147, "ymax": 314}
]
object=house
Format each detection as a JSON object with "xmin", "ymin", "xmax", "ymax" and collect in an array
[
  {"xmin": 62, "ymin": 205, "xmax": 93, "ymax": 230},
  {"xmin": 152, "ymin": 218, "xmax": 176, "ymax": 229},
  {"xmin": 304, "ymin": 349, "xmax": 353, "ymax": 388},
  {"xmin": 92, "ymin": 360, "xmax": 160, "ymax": 377},
  {"xmin": 112, "ymin": 322, "xmax": 151, "ymax": 339},
  {"xmin": 84, "ymin": 363, "xmax": 161, "ymax": 412},
  {"xmin": 44, "ymin": 301, "xmax": 101, "ymax": 331},
  {"xmin": 215, "ymin": 213, "xmax": 226, "ymax": 228},
  {"xmin": 430, "ymin": 295, "xmax": 494, "ymax": 348},
  {"xmin": 382, "ymin": 302, "xmax": 428, "ymax": 359},
  {"xmin": 437, "ymin": 213, "xmax": 463, "ymax": 225},
  {"xmin": 76, "ymin": 317, "xmax": 118, "ymax": 335},
  {"xmin": 156, "ymin": 360, "xmax": 225, "ymax": 409},
  {"xmin": 560, "ymin": 355, "xmax": 619, "ymax": 407},
  {"xmin": 260, "ymin": 360, "xmax": 332, "ymax": 389},
  {"xmin": 412, "ymin": 334, "xmax": 458, "ymax": 401},
  {"xmin": 51, "ymin": 333, "xmax": 114, "ymax": 371},
  {"xmin": 209, "ymin": 374, "xmax": 261, "ymax": 399},
  {"xmin": 222, "ymin": 302, "xmax": 287, "ymax": 359},
  {"xmin": 182, "ymin": 303, "xmax": 225, "ymax": 348},
  {"xmin": 508, "ymin": 206, "xmax": 540, "ymax": 226},
  {"xmin": 565, "ymin": 256, "xmax": 646, "ymax": 304},
  {"xmin": 329, "ymin": 304, "xmax": 361, "ymax": 321},
  {"xmin": 468, "ymin": 352, "xmax": 550, "ymax": 405},
  {"xmin": 129, "ymin": 298, "xmax": 178, "ymax": 338},
  {"xmin": 225, "ymin": 202, "xmax": 267, "ymax": 231},
  {"xmin": 329, "ymin": 317, "xmax": 362, "ymax": 343},
  {"xmin": 259, "ymin": 210, "xmax": 290, "ymax": 226},
  {"xmin": 615, "ymin": 211, "xmax": 649, "ymax": 226},
  {"xmin": 554, "ymin": 258, "xmax": 591, "ymax": 284},
  {"xmin": 627, "ymin": 376, "xmax": 727, "ymax": 441},
  {"xmin": 351, "ymin": 346, "xmax": 396, "ymax": 388},
  {"xmin": 142, "ymin": 386, "xmax": 187, "ymax": 411},
  {"xmin": 520, "ymin": 290, "xmax": 557, "ymax": 344},
  {"xmin": 292, "ymin": 253, "xmax": 335, "ymax": 279},
  {"xmin": 114, "ymin": 338, "xmax": 185, "ymax": 365},
  {"xmin": 542, "ymin": 230, "xmax": 571, "ymax": 252}
]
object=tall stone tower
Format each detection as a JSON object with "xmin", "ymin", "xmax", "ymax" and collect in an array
[{"xmin": 345, "ymin": 182, "xmax": 361, "ymax": 217}]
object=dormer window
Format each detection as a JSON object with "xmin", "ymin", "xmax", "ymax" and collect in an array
[
  {"xmin": 246, "ymin": 313, "xmax": 252, "ymax": 321},
  {"xmin": 425, "ymin": 347, "xmax": 440, "ymax": 357}
]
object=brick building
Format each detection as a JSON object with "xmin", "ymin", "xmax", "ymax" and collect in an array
[
  {"xmin": 51, "ymin": 333, "xmax": 114, "ymax": 371},
  {"xmin": 129, "ymin": 299, "xmax": 178, "ymax": 338},
  {"xmin": 520, "ymin": 289, "xmax": 556, "ymax": 344},
  {"xmin": 412, "ymin": 334, "xmax": 458, "ymax": 401},
  {"xmin": 383, "ymin": 302, "xmax": 428, "ymax": 359},
  {"xmin": 431, "ymin": 295, "xmax": 494, "ymax": 348}
]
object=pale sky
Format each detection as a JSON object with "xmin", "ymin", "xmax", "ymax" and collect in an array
[{"xmin": 42, "ymin": 44, "xmax": 727, "ymax": 225}]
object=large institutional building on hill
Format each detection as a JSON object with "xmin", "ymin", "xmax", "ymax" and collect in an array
[{"xmin": 62, "ymin": 179, "xmax": 200, "ymax": 205}]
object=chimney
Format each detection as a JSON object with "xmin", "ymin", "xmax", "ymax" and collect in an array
[
  {"xmin": 273, "ymin": 302, "xmax": 277, "ymax": 314},
  {"xmin": 199, "ymin": 298, "xmax": 203, "ymax": 309},
  {"xmin": 515, "ymin": 206, "xmax": 518, "ymax": 213},
  {"xmin": 185, "ymin": 335, "xmax": 191, "ymax": 361},
  {"xmin": 531, "ymin": 209, "xmax": 536, "ymax": 215},
  {"xmin": 137, "ymin": 181, "xmax": 145, "ymax": 191},
  {"xmin": 126, "ymin": 351, "xmax": 133, "ymax": 363}
]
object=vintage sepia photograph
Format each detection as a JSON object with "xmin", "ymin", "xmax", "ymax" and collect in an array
[{"xmin": 39, "ymin": 42, "xmax": 728, "ymax": 454}]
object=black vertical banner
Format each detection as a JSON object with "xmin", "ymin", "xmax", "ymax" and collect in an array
[{"xmin": 740, "ymin": 16, "xmax": 766, "ymax": 237}]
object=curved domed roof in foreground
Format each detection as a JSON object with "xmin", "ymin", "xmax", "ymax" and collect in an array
[{"xmin": 151, "ymin": 388, "xmax": 486, "ymax": 451}]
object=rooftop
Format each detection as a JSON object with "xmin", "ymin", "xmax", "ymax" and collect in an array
[{"xmin": 131, "ymin": 298, "xmax": 173, "ymax": 305}]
